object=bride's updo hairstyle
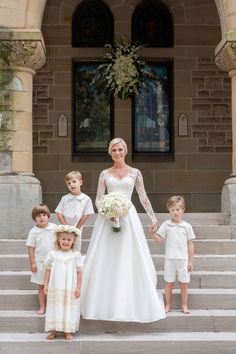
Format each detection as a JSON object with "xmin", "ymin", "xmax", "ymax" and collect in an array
[{"xmin": 108, "ymin": 137, "xmax": 128, "ymax": 156}]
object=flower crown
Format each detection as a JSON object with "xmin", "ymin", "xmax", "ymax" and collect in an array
[{"xmin": 53, "ymin": 225, "xmax": 81, "ymax": 238}]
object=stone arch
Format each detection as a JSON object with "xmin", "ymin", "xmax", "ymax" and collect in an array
[
  {"xmin": 0, "ymin": 0, "xmax": 47, "ymax": 29},
  {"xmin": 215, "ymin": 0, "xmax": 236, "ymax": 39}
]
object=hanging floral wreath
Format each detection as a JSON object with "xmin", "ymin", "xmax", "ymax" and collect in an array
[{"xmin": 98, "ymin": 39, "xmax": 146, "ymax": 100}]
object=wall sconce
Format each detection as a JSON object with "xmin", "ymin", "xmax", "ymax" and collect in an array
[
  {"xmin": 178, "ymin": 113, "xmax": 188, "ymax": 137},
  {"xmin": 57, "ymin": 113, "xmax": 68, "ymax": 137}
]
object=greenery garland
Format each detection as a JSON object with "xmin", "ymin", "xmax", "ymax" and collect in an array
[{"xmin": 99, "ymin": 39, "xmax": 145, "ymax": 100}]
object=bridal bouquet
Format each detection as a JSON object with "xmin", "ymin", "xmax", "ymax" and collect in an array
[{"xmin": 98, "ymin": 192, "xmax": 132, "ymax": 232}]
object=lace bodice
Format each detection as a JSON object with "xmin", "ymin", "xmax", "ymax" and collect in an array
[{"xmin": 95, "ymin": 168, "xmax": 157, "ymax": 224}]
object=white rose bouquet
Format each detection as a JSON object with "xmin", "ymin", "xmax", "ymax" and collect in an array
[{"xmin": 98, "ymin": 192, "xmax": 132, "ymax": 232}]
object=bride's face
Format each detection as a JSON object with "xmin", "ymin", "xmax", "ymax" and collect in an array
[{"xmin": 110, "ymin": 143, "xmax": 126, "ymax": 161}]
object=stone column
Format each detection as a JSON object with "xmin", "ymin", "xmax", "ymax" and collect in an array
[
  {"xmin": 215, "ymin": 30, "xmax": 236, "ymax": 224},
  {"xmin": 0, "ymin": 30, "xmax": 46, "ymax": 237}
]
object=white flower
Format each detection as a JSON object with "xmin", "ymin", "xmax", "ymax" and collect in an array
[
  {"xmin": 98, "ymin": 192, "xmax": 132, "ymax": 232},
  {"xmin": 99, "ymin": 39, "xmax": 145, "ymax": 100},
  {"xmin": 53, "ymin": 224, "xmax": 81, "ymax": 238}
]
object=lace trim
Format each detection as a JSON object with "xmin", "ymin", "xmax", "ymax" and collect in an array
[
  {"xmin": 95, "ymin": 168, "xmax": 157, "ymax": 224},
  {"xmin": 47, "ymin": 288, "xmax": 79, "ymax": 305}
]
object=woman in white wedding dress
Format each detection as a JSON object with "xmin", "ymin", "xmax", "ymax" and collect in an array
[{"xmin": 81, "ymin": 138, "xmax": 166, "ymax": 323}]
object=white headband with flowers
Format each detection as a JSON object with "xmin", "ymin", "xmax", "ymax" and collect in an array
[{"xmin": 54, "ymin": 224, "xmax": 81, "ymax": 238}]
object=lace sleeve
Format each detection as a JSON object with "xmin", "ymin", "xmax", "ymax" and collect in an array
[
  {"xmin": 135, "ymin": 169, "xmax": 157, "ymax": 224},
  {"xmin": 95, "ymin": 170, "xmax": 107, "ymax": 209},
  {"xmin": 44, "ymin": 251, "xmax": 54, "ymax": 270},
  {"xmin": 76, "ymin": 252, "xmax": 84, "ymax": 272}
]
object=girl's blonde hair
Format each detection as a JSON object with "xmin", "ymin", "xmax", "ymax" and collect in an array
[
  {"xmin": 53, "ymin": 225, "xmax": 81, "ymax": 250},
  {"xmin": 65, "ymin": 170, "xmax": 82, "ymax": 183},
  {"xmin": 108, "ymin": 138, "xmax": 128, "ymax": 155},
  {"xmin": 31, "ymin": 203, "xmax": 50, "ymax": 221},
  {"xmin": 166, "ymin": 195, "xmax": 185, "ymax": 210}
]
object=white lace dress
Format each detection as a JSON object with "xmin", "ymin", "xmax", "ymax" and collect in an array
[
  {"xmin": 44, "ymin": 250, "xmax": 83, "ymax": 333},
  {"xmin": 81, "ymin": 168, "xmax": 166, "ymax": 323}
]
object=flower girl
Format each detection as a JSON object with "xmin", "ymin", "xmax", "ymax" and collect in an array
[{"xmin": 44, "ymin": 225, "xmax": 83, "ymax": 340}]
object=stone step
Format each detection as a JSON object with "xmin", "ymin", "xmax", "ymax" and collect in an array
[
  {"xmin": 0, "ymin": 310, "xmax": 235, "ymax": 333},
  {"xmin": 1, "ymin": 254, "xmax": 235, "ymax": 271},
  {"xmin": 1, "ymin": 331, "xmax": 236, "ymax": 354},
  {"xmin": 1, "ymin": 214, "xmax": 231, "ymax": 241},
  {"xmin": 0, "ymin": 289, "xmax": 235, "ymax": 311},
  {"xmin": 81, "ymin": 238, "xmax": 236, "ymax": 254},
  {"xmin": 153, "ymin": 254, "xmax": 236, "ymax": 271},
  {"xmin": 1, "ymin": 270, "xmax": 236, "ymax": 290},
  {"xmin": 2, "ymin": 225, "xmax": 236, "ymax": 242},
  {"xmin": 50, "ymin": 212, "xmax": 227, "ymax": 225},
  {"xmin": 0, "ymin": 271, "xmax": 36, "ymax": 290},
  {"xmin": 82, "ymin": 225, "xmax": 235, "ymax": 240},
  {"xmin": 2, "ymin": 238, "xmax": 236, "ymax": 255}
]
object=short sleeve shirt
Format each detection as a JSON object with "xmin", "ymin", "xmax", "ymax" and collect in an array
[
  {"xmin": 157, "ymin": 219, "xmax": 196, "ymax": 260},
  {"xmin": 55, "ymin": 193, "xmax": 94, "ymax": 227},
  {"xmin": 26, "ymin": 222, "xmax": 56, "ymax": 263}
]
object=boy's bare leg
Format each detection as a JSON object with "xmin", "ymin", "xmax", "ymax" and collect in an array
[
  {"xmin": 164, "ymin": 282, "xmax": 174, "ymax": 312},
  {"xmin": 37, "ymin": 285, "xmax": 46, "ymax": 315},
  {"xmin": 180, "ymin": 282, "xmax": 189, "ymax": 313}
]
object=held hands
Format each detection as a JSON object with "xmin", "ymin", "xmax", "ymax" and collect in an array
[
  {"xmin": 150, "ymin": 232, "xmax": 162, "ymax": 243},
  {"xmin": 74, "ymin": 288, "xmax": 81, "ymax": 298},
  {"xmin": 149, "ymin": 222, "xmax": 158, "ymax": 234}
]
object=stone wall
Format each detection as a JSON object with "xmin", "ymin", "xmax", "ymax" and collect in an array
[{"xmin": 33, "ymin": 0, "xmax": 232, "ymax": 213}]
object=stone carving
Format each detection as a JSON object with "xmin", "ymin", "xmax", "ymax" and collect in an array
[
  {"xmin": 58, "ymin": 114, "xmax": 68, "ymax": 137},
  {"xmin": 0, "ymin": 40, "xmax": 46, "ymax": 70},
  {"xmin": 215, "ymin": 43, "xmax": 235, "ymax": 72}
]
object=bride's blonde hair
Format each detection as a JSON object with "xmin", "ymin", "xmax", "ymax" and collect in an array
[{"xmin": 108, "ymin": 138, "xmax": 128, "ymax": 155}]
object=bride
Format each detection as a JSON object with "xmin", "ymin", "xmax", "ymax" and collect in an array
[{"xmin": 81, "ymin": 138, "xmax": 166, "ymax": 322}]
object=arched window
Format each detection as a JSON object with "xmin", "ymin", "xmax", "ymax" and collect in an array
[
  {"xmin": 72, "ymin": 0, "xmax": 114, "ymax": 47},
  {"xmin": 132, "ymin": 0, "xmax": 173, "ymax": 47}
]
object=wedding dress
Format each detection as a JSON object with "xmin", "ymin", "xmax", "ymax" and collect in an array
[{"xmin": 81, "ymin": 168, "xmax": 166, "ymax": 323}]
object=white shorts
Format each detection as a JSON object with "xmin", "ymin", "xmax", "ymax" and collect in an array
[
  {"xmin": 30, "ymin": 262, "xmax": 45, "ymax": 285},
  {"xmin": 164, "ymin": 259, "xmax": 190, "ymax": 283}
]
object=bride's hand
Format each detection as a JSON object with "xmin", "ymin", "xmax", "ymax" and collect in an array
[{"xmin": 149, "ymin": 223, "xmax": 158, "ymax": 234}]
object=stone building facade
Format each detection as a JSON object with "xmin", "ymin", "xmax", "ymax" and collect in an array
[
  {"xmin": 1, "ymin": 0, "xmax": 236, "ymax": 236},
  {"xmin": 33, "ymin": 0, "xmax": 231, "ymax": 212}
]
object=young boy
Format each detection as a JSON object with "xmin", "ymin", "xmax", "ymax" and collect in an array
[
  {"xmin": 151, "ymin": 196, "xmax": 195, "ymax": 314},
  {"xmin": 26, "ymin": 203, "xmax": 56, "ymax": 315},
  {"xmin": 55, "ymin": 171, "xmax": 94, "ymax": 252}
]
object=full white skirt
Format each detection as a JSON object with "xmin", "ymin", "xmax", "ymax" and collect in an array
[{"xmin": 81, "ymin": 206, "xmax": 166, "ymax": 323}]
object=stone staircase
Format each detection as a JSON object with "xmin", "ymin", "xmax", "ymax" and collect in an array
[{"xmin": 1, "ymin": 213, "xmax": 236, "ymax": 353}]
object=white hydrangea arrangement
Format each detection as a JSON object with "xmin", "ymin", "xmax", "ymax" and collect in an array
[
  {"xmin": 99, "ymin": 39, "xmax": 145, "ymax": 100},
  {"xmin": 98, "ymin": 192, "xmax": 132, "ymax": 232},
  {"xmin": 53, "ymin": 224, "xmax": 81, "ymax": 238}
]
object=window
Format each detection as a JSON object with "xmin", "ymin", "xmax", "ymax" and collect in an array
[
  {"xmin": 72, "ymin": 61, "xmax": 114, "ymax": 160},
  {"xmin": 132, "ymin": 0, "xmax": 173, "ymax": 48},
  {"xmin": 132, "ymin": 60, "xmax": 173, "ymax": 161},
  {"xmin": 72, "ymin": 0, "xmax": 114, "ymax": 47}
]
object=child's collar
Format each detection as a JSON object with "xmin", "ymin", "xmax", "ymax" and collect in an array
[
  {"xmin": 68, "ymin": 192, "xmax": 86, "ymax": 200},
  {"xmin": 34, "ymin": 222, "xmax": 54, "ymax": 232},
  {"xmin": 167, "ymin": 219, "xmax": 186, "ymax": 226}
]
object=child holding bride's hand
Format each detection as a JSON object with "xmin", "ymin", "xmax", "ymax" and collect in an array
[{"xmin": 44, "ymin": 225, "xmax": 83, "ymax": 340}]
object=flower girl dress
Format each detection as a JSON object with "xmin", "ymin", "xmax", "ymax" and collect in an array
[{"xmin": 81, "ymin": 168, "xmax": 166, "ymax": 323}]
